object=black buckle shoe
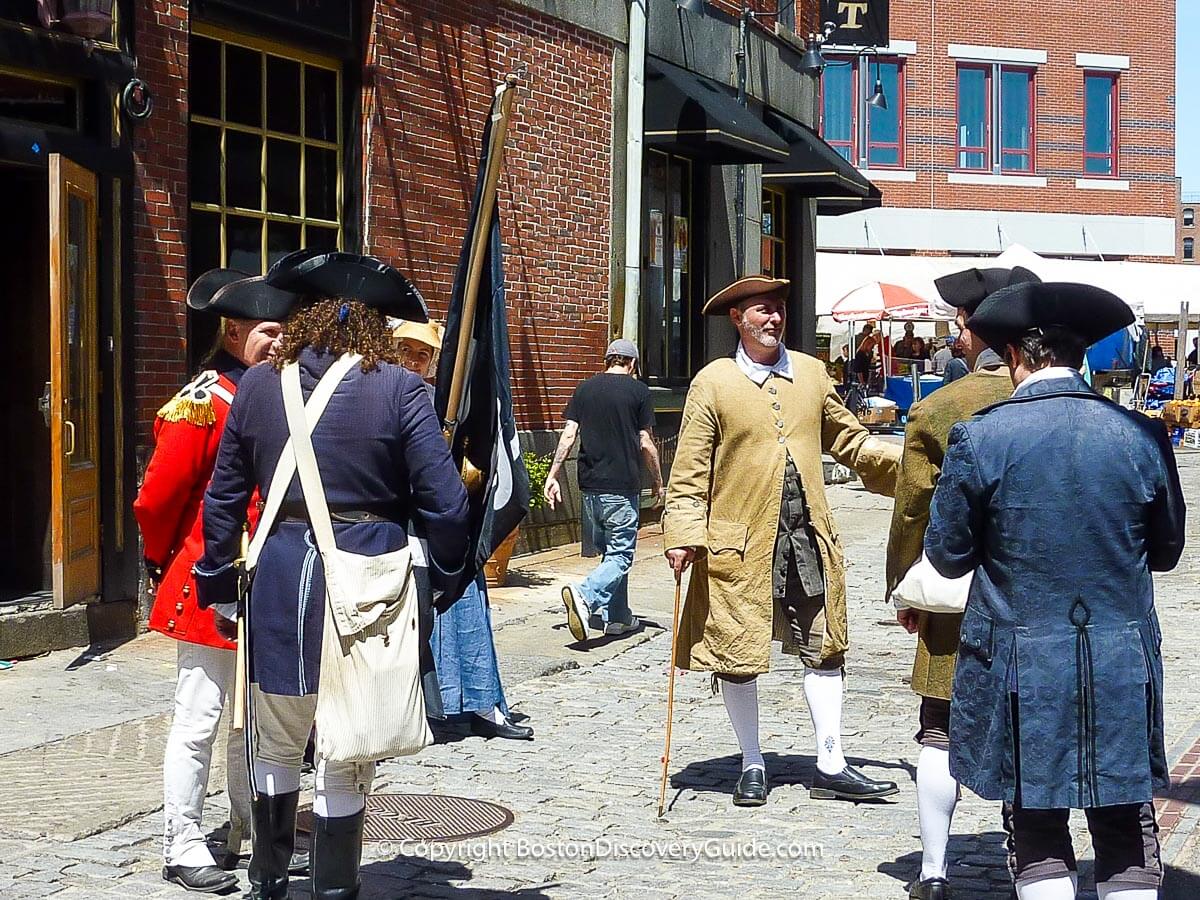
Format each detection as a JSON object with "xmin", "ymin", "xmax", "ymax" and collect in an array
[
  {"xmin": 909, "ymin": 876, "xmax": 952, "ymax": 899},
  {"xmin": 810, "ymin": 765, "xmax": 899, "ymax": 801},
  {"xmin": 732, "ymin": 768, "xmax": 768, "ymax": 807},
  {"xmin": 289, "ymin": 850, "xmax": 310, "ymax": 875},
  {"xmin": 162, "ymin": 864, "xmax": 238, "ymax": 894},
  {"xmin": 470, "ymin": 715, "xmax": 534, "ymax": 741}
]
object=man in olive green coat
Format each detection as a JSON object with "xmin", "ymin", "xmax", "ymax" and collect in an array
[
  {"xmin": 664, "ymin": 275, "xmax": 901, "ymax": 808},
  {"xmin": 885, "ymin": 265, "xmax": 1039, "ymax": 900}
]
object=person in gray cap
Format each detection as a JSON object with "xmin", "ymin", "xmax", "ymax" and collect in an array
[{"xmin": 544, "ymin": 338, "xmax": 663, "ymax": 641}]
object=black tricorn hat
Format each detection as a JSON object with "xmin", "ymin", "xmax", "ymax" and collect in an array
[
  {"xmin": 187, "ymin": 268, "xmax": 299, "ymax": 321},
  {"xmin": 967, "ymin": 281, "xmax": 1135, "ymax": 351},
  {"xmin": 265, "ymin": 250, "xmax": 429, "ymax": 322},
  {"xmin": 935, "ymin": 266, "xmax": 1042, "ymax": 314},
  {"xmin": 186, "ymin": 268, "xmax": 250, "ymax": 312}
]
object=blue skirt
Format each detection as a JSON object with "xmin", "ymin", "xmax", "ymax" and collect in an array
[{"xmin": 430, "ymin": 575, "xmax": 508, "ymax": 717}]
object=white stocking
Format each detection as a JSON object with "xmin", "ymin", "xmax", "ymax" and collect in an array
[
  {"xmin": 1016, "ymin": 872, "xmax": 1078, "ymax": 899},
  {"xmin": 1096, "ymin": 884, "xmax": 1157, "ymax": 900},
  {"xmin": 916, "ymin": 746, "xmax": 960, "ymax": 880},
  {"xmin": 803, "ymin": 668, "xmax": 848, "ymax": 775},
  {"xmin": 252, "ymin": 759, "xmax": 300, "ymax": 797},
  {"xmin": 720, "ymin": 678, "xmax": 764, "ymax": 772}
]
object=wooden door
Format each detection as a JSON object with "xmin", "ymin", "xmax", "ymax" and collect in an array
[{"xmin": 49, "ymin": 154, "xmax": 101, "ymax": 608}]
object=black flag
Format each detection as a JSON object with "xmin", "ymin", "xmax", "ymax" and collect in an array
[{"xmin": 432, "ymin": 110, "xmax": 531, "ymax": 604}]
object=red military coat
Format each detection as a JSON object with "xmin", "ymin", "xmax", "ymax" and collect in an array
[{"xmin": 134, "ymin": 361, "xmax": 259, "ymax": 650}]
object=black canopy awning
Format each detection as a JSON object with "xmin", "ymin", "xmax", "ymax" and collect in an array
[
  {"xmin": 644, "ymin": 57, "xmax": 790, "ymax": 165},
  {"xmin": 762, "ymin": 111, "xmax": 881, "ymax": 216}
]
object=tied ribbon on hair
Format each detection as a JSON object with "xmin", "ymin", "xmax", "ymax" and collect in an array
[{"xmin": 338, "ymin": 302, "xmax": 351, "ymax": 323}]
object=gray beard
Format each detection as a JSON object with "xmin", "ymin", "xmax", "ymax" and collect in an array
[{"xmin": 744, "ymin": 322, "xmax": 781, "ymax": 349}]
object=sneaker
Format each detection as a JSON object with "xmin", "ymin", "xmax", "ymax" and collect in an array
[
  {"xmin": 561, "ymin": 584, "xmax": 591, "ymax": 641},
  {"xmin": 604, "ymin": 616, "xmax": 641, "ymax": 635}
]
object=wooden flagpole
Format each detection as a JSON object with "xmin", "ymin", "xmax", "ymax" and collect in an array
[{"xmin": 443, "ymin": 73, "xmax": 520, "ymax": 447}]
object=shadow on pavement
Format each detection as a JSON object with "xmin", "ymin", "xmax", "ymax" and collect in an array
[
  {"xmin": 359, "ymin": 857, "xmax": 555, "ymax": 899},
  {"xmin": 879, "ymin": 834, "xmax": 1013, "ymax": 897},
  {"xmin": 671, "ymin": 751, "xmax": 915, "ymax": 797}
]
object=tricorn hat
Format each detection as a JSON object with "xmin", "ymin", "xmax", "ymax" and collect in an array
[
  {"xmin": 935, "ymin": 266, "xmax": 1041, "ymax": 315},
  {"xmin": 967, "ymin": 281, "xmax": 1134, "ymax": 351},
  {"xmin": 187, "ymin": 268, "xmax": 299, "ymax": 322},
  {"xmin": 392, "ymin": 319, "xmax": 445, "ymax": 351},
  {"xmin": 265, "ymin": 250, "xmax": 429, "ymax": 322}
]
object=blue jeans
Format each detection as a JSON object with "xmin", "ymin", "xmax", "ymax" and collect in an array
[{"xmin": 578, "ymin": 492, "xmax": 639, "ymax": 625}]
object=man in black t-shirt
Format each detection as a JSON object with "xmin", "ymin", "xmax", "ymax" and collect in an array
[{"xmin": 544, "ymin": 339, "xmax": 663, "ymax": 642}]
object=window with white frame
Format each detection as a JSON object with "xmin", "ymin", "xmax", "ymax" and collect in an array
[
  {"xmin": 956, "ymin": 63, "xmax": 1035, "ymax": 173},
  {"xmin": 821, "ymin": 55, "xmax": 905, "ymax": 169}
]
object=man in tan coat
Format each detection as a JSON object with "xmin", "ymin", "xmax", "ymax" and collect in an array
[
  {"xmin": 664, "ymin": 275, "xmax": 901, "ymax": 807},
  {"xmin": 885, "ymin": 265, "xmax": 1039, "ymax": 900}
]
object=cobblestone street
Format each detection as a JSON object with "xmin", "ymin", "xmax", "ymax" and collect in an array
[{"xmin": 2, "ymin": 454, "xmax": 1199, "ymax": 899}]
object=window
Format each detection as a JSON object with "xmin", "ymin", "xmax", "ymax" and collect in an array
[
  {"xmin": 956, "ymin": 64, "xmax": 1036, "ymax": 173},
  {"xmin": 641, "ymin": 151, "xmax": 694, "ymax": 384},
  {"xmin": 188, "ymin": 30, "xmax": 343, "ymax": 280},
  {"xmin": 762, "ymin": 188, "xmax": 786, "ymax": 278},
  {"xmin": 1185, "ymin": 209, "xmax": 1195, "ymax": 227},
  {"xmin": 1185, "ymin": 238, "xmax": 1194, "ymax": 261},
  {"xmin": 1083, "ymin": 73, "xmax": 1118, "ymax": 176},
  {"xmin": 820, "ymin": 56, "xmax": 905, "ymax": 168}
]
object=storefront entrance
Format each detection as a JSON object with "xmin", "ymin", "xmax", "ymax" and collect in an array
[{"xmin": 0, "ymin": 155, "xmax": 101, "ymax": 609}]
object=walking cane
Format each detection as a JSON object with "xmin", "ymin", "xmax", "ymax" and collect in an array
[{"xmin": 657, "ymin": 568, "xmax": 683, "ymax": 819}]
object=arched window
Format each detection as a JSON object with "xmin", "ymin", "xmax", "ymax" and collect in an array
[{"xmin": 1185, "ymin": 208, "xmax": 1195, "ymax": 227}]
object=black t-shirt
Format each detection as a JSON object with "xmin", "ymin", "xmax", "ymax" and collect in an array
[{"xmin": 565, "ymin": 373, "xmax": 655, "ymax": 494}]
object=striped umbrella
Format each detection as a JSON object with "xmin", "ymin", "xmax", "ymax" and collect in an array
[{"xmin": 831, "ymin": 282, "xmax": 931, "ymax": 323}]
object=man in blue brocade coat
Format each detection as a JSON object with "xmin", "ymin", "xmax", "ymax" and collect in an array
[{"xmin": 925, "ymin": 281, "xmax": 1185, "ymax": 900}]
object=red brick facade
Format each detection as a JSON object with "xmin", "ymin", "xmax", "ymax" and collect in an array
[
  {"xmin": 132, "ymin": 0, "xmax": 191, "ymax": 443},
  {"xmin": 362, "ymin": 3, "xmax": 614, "ymax": 433},
  {"xmin": 832, "ymin": 0, "xmax": 1175, "ymax": 248},
  {"xmin": 130, "ymin": 1, "xmax": 616, "ymax": 442}
]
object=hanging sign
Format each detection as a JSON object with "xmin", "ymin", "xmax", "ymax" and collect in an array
[{"xmin": 821, "ymin": 0, "xmax": 889, "ymax": 47}]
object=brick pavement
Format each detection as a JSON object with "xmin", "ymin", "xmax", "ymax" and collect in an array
[{"xmin": 2, "ymin": 456, "xmax": 1199, "ymax": 898}]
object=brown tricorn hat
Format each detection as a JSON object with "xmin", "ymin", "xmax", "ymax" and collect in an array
[{"xmin": 702, "ymin": 275, "xmax": 790, "ymax": 316}]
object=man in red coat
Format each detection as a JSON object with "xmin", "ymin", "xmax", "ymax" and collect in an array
[{"xmin": 135, "ymin": 270, "xmax": 296, "ymax": 894}]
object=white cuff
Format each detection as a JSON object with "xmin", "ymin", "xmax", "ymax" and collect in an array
[{"xmin": 212, "ymin": 601, "xmax": 239, "ymax": 621}]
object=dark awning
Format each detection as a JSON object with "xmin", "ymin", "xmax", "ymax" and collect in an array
[
  {"xmin": 762, "ymin": 111, "xmax": 881, "ymax": 216},
  {"xmin": 644, "ymin": 57, "xmax": 790, "ymax": 165}
]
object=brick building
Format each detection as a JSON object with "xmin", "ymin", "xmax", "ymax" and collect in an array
[
  {"xmin": 1178, "ymin": 181, "xmax": 1198, "ymax": 264},
  {"xmin": 0, "ymin": 0, "xmax": 880, "ymax": 652},
  {"xmin": 815, "ymin": 0, "xmax": 1177, "ymax": 260}
]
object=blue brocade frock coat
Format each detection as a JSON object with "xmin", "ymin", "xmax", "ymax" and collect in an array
[{"xmin": 925, "ymin": 372, "xmax": 1185, "ymax": 810}]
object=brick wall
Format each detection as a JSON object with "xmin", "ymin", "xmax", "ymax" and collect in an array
[
  {"xmin": 132, "ymin": 0, "xmax": 190, "ymax": 444},
  {"xmin": 363, "ymin": 1, "xmax": 615, "ymax": 433},
  {"xmin": 852, "ymin": 0, "xmax": 1175, "ymax": 235}
]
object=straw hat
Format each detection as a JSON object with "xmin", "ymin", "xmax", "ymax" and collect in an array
[{"xmin": 392, "ymin": 319, "xmax": 444, "ymax": 351}]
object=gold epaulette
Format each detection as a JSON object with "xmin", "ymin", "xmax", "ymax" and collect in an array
[{"xmin": 157, "ymin": 370, "xmax": 220, "ymax": 426}]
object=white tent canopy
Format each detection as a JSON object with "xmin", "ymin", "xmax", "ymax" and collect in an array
[{"xmin": 816, "ymin": 244, "xmax": 1200, "ymax": 326}]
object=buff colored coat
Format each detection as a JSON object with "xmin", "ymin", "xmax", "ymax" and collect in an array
[{"xmin": 663, "ymin": 352, "xmax": 900, "ymax": 675}]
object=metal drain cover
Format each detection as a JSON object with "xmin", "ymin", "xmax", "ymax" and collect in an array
[{"xmin": 298, "ymin": 794, "xmax": 514, "ymax": 843}]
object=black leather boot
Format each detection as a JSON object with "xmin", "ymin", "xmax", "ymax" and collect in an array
[
  {"xmin": 246, "ymin": 791, "xmax": 299, "ymax": 900},
  {"xmin": 311, "ymin": 809, "xmax": 365, "ymax": 900}
]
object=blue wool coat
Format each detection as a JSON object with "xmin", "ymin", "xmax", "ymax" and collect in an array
[
  {"xmin": 925, "ymin": 372, "xmax": 1185, "ymax": 810},
  {"xmin": 195, "ymin": 349, "xmax": 470, "ymax": 696}
]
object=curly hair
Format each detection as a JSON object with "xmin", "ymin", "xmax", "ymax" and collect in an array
[{"xmin": 273, "ymin": 298, "xmax": 399, "ymax": 372}]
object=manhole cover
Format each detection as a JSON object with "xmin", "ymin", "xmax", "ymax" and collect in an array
[{"xmin": 298, "ymin": 793, "xmax": 514, "ymax": 843}]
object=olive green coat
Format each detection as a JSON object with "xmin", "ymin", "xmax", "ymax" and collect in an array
[
  {"xmin": 663, "ymin": 352, "xmax": 900, "ymax": 676},
  {"xmin": 884, "ymin": 367, "xmax": 1012, "ymax": 699}
]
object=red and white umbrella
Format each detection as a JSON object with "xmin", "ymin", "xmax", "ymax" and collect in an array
[{"xmin": 830, "ymin": 282, "xmax": 931, "ymax": 323}]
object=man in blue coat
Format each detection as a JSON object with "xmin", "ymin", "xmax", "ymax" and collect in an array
[{"xmin": 926, "ymin": 281, "xmax": 1185, "ymax": 900}]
